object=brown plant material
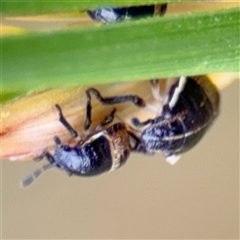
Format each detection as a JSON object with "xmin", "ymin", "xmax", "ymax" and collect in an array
[{"xmin": 1, "ymin": 81, "xmax": 154, "ymax": 161}]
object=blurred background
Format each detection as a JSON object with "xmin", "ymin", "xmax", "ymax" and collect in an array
[{"xmin": 2, "ymin": 80, "xmax": 239, "ymax": 239}]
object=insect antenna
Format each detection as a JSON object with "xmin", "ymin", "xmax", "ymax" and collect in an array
[{"xmin": 20, "ymin": 163, "xmax": 54, "ymax": 188}]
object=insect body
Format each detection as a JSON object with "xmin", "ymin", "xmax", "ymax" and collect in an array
[
  {"xmin": 133, "ymin": 76, "xmax": 220, "ymax": 164},
  {"xmin": 48, "ymin": 120, "xmax": 132, "ymax": 177},
  {"xmin": 81, "ymin": 76, "xmax": 220, "ymax": 164},
  {"xmin": 87, "ymin": 4, "xmax": 167, "ymax": 23},
  {"xmin": 21, "ymin": 90, "xmax": 144, "ymax": 187}
]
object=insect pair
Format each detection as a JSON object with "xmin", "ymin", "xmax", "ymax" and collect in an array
[
  {"xmin": 87, "ymin": 4, "xmax": 168, "ymax": 23},
  {"xmin": 21, "ymin": 76, "xmax": 219, "ymax": 187}
]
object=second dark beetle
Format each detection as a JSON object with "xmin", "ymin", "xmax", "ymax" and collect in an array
[
  {"xmin": 132, "ymin": 76, "xmax": 220, "ymax": 164},
  {"xmin": 87, "ymin": 4, "xmax": 167, "ymax": 23},
  {"xmin": 21, "ymin": 90, "xmax": 145, "ymax": 187}
]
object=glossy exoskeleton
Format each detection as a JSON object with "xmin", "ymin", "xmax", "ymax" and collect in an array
[
  {"xmin": 83, "ymin": 76, "xmax": 220, "ymax": 165},
  {"xmin": 21, "ymin": 89, "xmax": 145, "ymax": 187},
  {"xmin": 87, "ymin": 4, "xmax": 167, "ymax": 23},
  {"xmin": 132, "ymin": 76, "xmax": 220, "ymax": 164}
]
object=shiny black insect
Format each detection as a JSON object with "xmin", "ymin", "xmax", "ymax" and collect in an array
[
  {"xmin": 87, "ymin": 4, "xmax": 167, "ymax": 23},
  {"xmin": 132, "ymin": 76, "xmax": 220, "ymax": 164},
  {"xmin": 83, "ymin": 76, "xmax": 220, "ymax": 165},
  {"xmin": 21, "ymin": 89, "xmax": 145, "ymax": 187}
]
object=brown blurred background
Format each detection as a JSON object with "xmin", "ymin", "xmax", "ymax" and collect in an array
[{"xmin": 1, "ymin": 80, "xmax": 239, "ymax": 239}]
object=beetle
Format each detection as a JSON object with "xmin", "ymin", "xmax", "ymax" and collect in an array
[
  {"xmin": 87, "ymin": 4, "xmax": 167, "ymax": 23},
  {"xmin": 21, "ymin": 89, "xmax": 145, "ymax": 187},
  {"xmin": 132, "ymin": 76, "xmax": 220, "ymax": 164},
  {"xmin": 81, "ymin": 76, "xmax": 220, "ymax": 165}
]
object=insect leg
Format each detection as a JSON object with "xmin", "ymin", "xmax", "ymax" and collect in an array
[
  {"xmin": 85, "ymin": 88, "xmax": 146, "ymax": 130},
  {"xmin": 132, "ymin": 115, "xmax": 165, "ymax": 127},
  {"xmin": 160, "ymin": 3, "xmax": 168, "ymax": 16},
  {"xmin": 53, "ymin": 135, "xmax": 61, "ymax": 145},
  {"xmin": 99, "ymin": 108, "xmax": 116, "ymax": 126},
  {"xmin": 87, "ymin": 88, "xmax": 146, "ymax": 106},
  {"xmin": 55, "ymin": 104, "xmax": 78, "ymax": 138},
  {"xmin": 33, "ymin": 153, "xmax": 46, "ymax": 162},
  {"xmin": 132, "ymin": 118, "xmax": 155, "ymax": 127},
  {"xmin": 92, "ymin": 108, "xmax": 117, "ymax": 132},
  {"xmin": 127, "ymin": 130, "xmax": 144, "ymax": 151},
  {"xmin": 45, "ymin": 151, "xmax": 56, "ymax": 164},
  {"xmin": 85, "ymin": 89, "xmax": 93, "ymax": 130}
]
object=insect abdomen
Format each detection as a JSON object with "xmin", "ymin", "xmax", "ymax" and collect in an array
[
  {"xmin": 54, "ymin": 135, "xmax": 112, "ymax": 176},
  {"xmin": 142, "ymin": 76, "xmax": 220, "ymax": 156},
  {"xmin": 81, "ymin": 135, "xmax": 113, "ymax": 176}
]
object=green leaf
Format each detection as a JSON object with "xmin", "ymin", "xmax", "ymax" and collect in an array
[
  {"xmin": 2, "ymin": 7, "xmax": 239, "ymax": 103},
  {"xmin": 1, "ymin": 0, "xmax": 189, "ymax": 16}
]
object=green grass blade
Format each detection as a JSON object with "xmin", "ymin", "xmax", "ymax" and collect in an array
[
  {"xmin": 2, "ymin": 7, "xmax": 239, "ymax": 102},
  {"xmin": 1, "ymin": 0, "xmax": 192, "ymax": 16}
]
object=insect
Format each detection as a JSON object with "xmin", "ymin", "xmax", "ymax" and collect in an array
[
  {"xmin": 21, "ymin": 89, "xmax": 145, "ymax": 187},
  {"xmin": 132, "ymin": 76, "xmax": 220, "ymax": 164},
  {"xmin": 87, "ymin": 4, "xmax": 167, "ymax": 23},
  {"xmin": 82, "ymin": 76, "xmax": 220, "ymax": 165}
]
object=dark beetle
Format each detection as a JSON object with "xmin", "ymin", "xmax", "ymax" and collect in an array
[
  {"xmin": 21, "ymin": 90, "xmax": 144, "ymax": 187},
  {"xmin": 87, "ymin": 4, "xmax": 167, "ymax": 23},
  {"xmin": 132, "ymin": 76, "xmax": 220, "ymax": 164}
]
